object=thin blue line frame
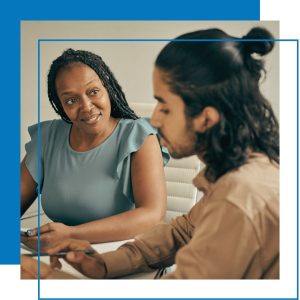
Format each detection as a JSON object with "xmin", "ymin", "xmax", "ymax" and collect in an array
[{"xmin": 36, "ymin": 37, "xmax": 298, "ymax": 300}]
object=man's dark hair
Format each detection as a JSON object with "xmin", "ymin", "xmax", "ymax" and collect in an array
[
  {"xmin": 48, "ymin": 48, "xmax": 138, "ymax": 123},
  {"xmin": 156, "ymin": 27, "xmax": 279, "ymax": 182}
]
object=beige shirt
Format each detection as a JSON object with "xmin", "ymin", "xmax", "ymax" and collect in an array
[{"xmin": 102, "ymin": 153, "xmax": 279, "ymax": 279}]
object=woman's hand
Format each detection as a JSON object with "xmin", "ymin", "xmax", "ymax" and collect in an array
[
  {"xmin": 47, "ymin": 238, "xmax": 107, "ymax": 279},
  {"xmin": 21, "ymin": 222, "xmax": 73, "ymax": 251}
]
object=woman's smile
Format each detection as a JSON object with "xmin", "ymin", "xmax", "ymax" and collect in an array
[{"xmin": 80, "ymin": 113, "xmax": 102, "ymax": 125}]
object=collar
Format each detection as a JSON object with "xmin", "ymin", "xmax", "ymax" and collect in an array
[
  {"xmin": 192, "ymin": 168, "xmax": 212, "ymax": 194},
  {"xmin": 192, "ymin": 152, "xmax": 275, "ymax": 194}
]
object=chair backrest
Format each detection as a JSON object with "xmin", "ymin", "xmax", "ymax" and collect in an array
[{"xmin": 129, "ymin": 102, "xmax": 201, "ymax": 223}]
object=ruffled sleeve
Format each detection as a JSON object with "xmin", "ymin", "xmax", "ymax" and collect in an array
[
  {"xmin": 24, "ymin": 121, "xmax": 52, "ymax": 184},
  {"xmin": 115, "ymin": 118, "xmax": 169, "ymax": 202}
]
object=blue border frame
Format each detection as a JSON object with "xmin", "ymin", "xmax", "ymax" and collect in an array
[
  {"xmin": 2, "ymin": 0, "xmax": 260, "ymax": 267},
  {"xmin": 17, "ymin": 0, "xmax": 261, "ymax": 20},
  {"xmin": 34, "ymin": 37, "xmax": 299, "ymax": 300},
  {"xmin": 296, "ymin": 39, "xmax": 299, "ymax": 300}
]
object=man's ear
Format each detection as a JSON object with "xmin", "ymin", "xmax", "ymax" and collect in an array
[{"xmin": 193, "ymin": 106, "xmax": 220, "ymax": 133}]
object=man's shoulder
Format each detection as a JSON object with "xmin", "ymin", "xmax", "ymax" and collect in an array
[
  {"xmin": 218, "ymin": 154, "xmax": 279, "ymax": 192},
  {"xmin": 209, "ymin": 155, "xmax": 279, "ymax": 220}
]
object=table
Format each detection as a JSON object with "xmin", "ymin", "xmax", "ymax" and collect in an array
[{"xmin": 21, "ymin": 215, "xmax": 160, "ymax": 279}]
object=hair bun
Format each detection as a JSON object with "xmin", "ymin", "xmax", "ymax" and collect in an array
[{"xmin": 242, "ymin": 27, "xmax": 274, "ymax": 56}]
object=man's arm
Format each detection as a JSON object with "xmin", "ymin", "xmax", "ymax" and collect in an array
[
  {"xmin": 162, "ymin": 201, "xmax": 260, "ymax": 279},
  {"xmin": 101, "ymin": 218, "xmax": 192, "ymax": 278},
  {"xmin": 40, "ymin": 215, "xmax": 192, "ymax": 279}
]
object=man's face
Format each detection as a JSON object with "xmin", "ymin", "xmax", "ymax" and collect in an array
[{"xmin": 150, "ymin": 67, "xmax": 198, "ymax": 159}]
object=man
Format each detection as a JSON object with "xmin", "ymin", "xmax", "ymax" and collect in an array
[{"xmin": 21, "ymin": 26, "xmax": 279, "ymax": 279}]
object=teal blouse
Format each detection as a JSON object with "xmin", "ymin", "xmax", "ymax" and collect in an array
[{"xmin": 25, "ymin": 118, "xmax": 169, "ymax": 226}]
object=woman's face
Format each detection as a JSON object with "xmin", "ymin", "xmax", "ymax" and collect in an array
[{"xmin": 55, "ymin": 62, "xmax": 113, "ymax": 135}]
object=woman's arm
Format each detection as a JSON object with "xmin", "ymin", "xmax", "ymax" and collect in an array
[
  {"xmin": 27, "ymin": 134, "xmax": 167, "ymax": 246},
  {"xmin": 21, "ymin": 158, "xmax": 37, "ymax": 217}
]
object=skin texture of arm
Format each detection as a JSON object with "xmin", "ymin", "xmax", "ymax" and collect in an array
[
  {"xmin": 22, "ymin": 134, "xmax": 167, "ymax": 248},
  {"xmin": 21, "ymin": 158, "xmax": 37, "ymax": 217}
]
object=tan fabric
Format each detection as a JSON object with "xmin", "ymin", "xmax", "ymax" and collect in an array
[{"xmin": 101, "ymin": 153, "xmax": 279, "ymax": 279}]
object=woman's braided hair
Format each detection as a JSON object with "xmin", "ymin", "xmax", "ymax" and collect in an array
[{"xmin": 47, "ymin": 48, "xmax": 138, "ymax": 123}]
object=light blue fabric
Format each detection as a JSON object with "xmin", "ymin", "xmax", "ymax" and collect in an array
[{"xmin": 25, "ymin": 118, "xmax": 169, "ymax": 226}]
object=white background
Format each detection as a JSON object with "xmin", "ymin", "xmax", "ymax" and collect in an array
[{"xmin": 1, "ymin": 0, "xmax": 299, "ymax": 299}]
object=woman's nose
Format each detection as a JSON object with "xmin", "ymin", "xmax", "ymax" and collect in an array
[{"xmin": 80, "ymin": 96, "xmax": 93, "ymax": 112}]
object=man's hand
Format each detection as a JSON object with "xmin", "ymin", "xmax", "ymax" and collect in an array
[
  {"xmin": 47, "ymin": 238, "xmax": 107, "ymax": 279},
  {"xmin": 21, "ymin": 255, "xmax": 78, "ymax": 279},
  {"xmin": 21, "ymin": 255, "xmax": 54, "ymax": 279}
]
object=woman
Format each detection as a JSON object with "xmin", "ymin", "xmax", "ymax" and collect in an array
[
  {"xmin": 21, "ymin": 49, "xmax": 169, "ymax": 249},
  {"xmin": 21, "ymin": 26, "xmax": 279, "ymax": 280}
]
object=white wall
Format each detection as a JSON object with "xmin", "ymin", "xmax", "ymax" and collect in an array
[{"xmin": 21, "ymin": 21, "xmax": 279, "ymax": 159}]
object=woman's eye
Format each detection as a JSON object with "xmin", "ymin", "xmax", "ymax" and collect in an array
[
  {"xmin": 89, "ymin": 89, "xmax": 100, "ymax": 96},
  {"xmin": 65, "ymin": 98, "xmax": 77, "ymax": 105}
]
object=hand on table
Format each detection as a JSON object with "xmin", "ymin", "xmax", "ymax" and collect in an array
[
  {"xmin": 21, "ymin": 255, "xmax": 54, "ymax": 279},
  {"xmin": 47, "ymin": 238, "xmax": 107, "ymax": 279},
  {"xmin": 21, "ymin": 222, "xmax": 73, "ymax": 251},
  {"xmin": 21, "ymin": 255, "xmax": 78, "ymax": 279}
]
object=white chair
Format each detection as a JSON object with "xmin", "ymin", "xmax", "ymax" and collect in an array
[{"xmin": 129, "ymin": 102, "xmax": 202, "ymax": 223}]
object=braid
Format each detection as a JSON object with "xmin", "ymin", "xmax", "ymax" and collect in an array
[
  {"xmin": 48, "ymin": 58, "xmax": 72, "ymax": 123},
  {"xmin": 47, "ymin": 49, "xmax": 139, "ymax": 123}
]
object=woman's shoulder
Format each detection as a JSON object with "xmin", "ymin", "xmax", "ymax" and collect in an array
[
  {"xmin": 28, "ymin": 119, "xmax": 69, "ymax": 134},
  {"xmin": 115, "ymin": 117, "xmax": 169, "ymax": 169},
  {"xmin": 27, "ymin": 119, "xmax": 70, "ymax": 145},
  {"xmin": 118, "ymin": 117, "xmax": 157, "ymax": 135}
]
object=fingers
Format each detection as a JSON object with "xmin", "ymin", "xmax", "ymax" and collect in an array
[
  {"xmin": 46, "ymin": 239, "xmax": 95, "ymax": 275},
  {"xmin": 47, "ymin": 238, "xmax": 92, "ymax": 255},
  {"xmin": 21, "ymin": 256, "xmax": 39, "ymax": 276},
  {"xmin": 21, "ymin": 255, "xmax": 53, "ymax": 279},
  {"xmin": 50, "ymin": 256, "xmax": 62, "ymax": 269},
  {"xmin": 21, "ymin": 235, "xmax": 29, "ymax": 244},
  {"xmin": 21, "ymin": 225, "xmax": 52, "ymax": 244},
  {"xmin": 21, "ymin": 267, "xmax": 36, "ymax": 279},
  {"xmin": 21, "ymin": 238, "xmax": 38, "ymax": 251},
  {"xmin": 63, "ymin": 251, "xmax": 105, "ymax": 278},
  {"xmin": 21, "ymin": 270, "xmax": 34, "ymax": 279},
  {"xmin": 23, "ymin": 223, "xmax": 72, "ymax": 252},
  {"xmin": 65, "ymin": 251, "xmax": 87, "ymax": 264},
  {"xmin": 39, "ymin": 223, "xmax": 53, "ymax": 234},
  {"xmin": 40, "ymin": 240, "xmax": 105, "ymax": 279},
  {"xmin": 25, "ymin": 227, "xmax": 38, "ymax": 237},
  {"xmin": 22, "ymin": 236, "xmax": 38, "ymax": 243},
  {"xmin": 30, "ymin": 222, "xmax": 53, "ymax": 236},
  {"xmin": 21, "ymin": 233, "xmax": 53, "ymax": 252}
]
